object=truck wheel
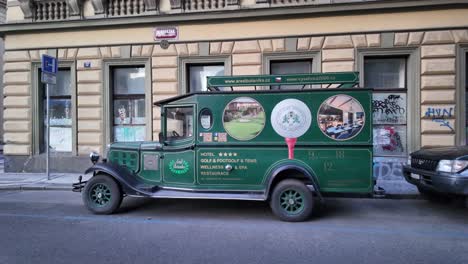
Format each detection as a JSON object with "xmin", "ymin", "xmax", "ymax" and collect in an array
[
  {"xmin": 83, "ymin": 174, "xmax": 123, "ymax": 215},
  {"xmin": 270, "ymin": 179, "xmax": 314, "ymax": 222}
]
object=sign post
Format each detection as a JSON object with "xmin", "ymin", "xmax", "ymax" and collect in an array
[{"xmin": 41, "ymin": 55, "xmax": 58, "ymax": 180}]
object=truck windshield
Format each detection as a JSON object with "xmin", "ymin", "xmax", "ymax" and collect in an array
[{"xmin": 166, "ymin": 107, "xmax": 194, "ymax": 141}]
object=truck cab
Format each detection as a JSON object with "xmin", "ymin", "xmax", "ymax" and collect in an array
[{"xmin": 74, "ymin": 72, "xmax": 374, "ymax": 222}]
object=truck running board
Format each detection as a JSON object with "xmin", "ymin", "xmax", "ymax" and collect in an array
[{"xmin": 135, "ymin": 189, "xmax": 267, "ymax": 201}]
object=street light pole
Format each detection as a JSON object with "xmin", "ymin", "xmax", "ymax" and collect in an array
[{"xmin": 41, "ymin": 53, "xmax": 57, "ymax": 180}]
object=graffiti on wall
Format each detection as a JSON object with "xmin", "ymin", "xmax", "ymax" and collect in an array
[
  {"xmin": 372, "ymin": 93, "xmax": 406, "ymax": 124},
  {"xmin": 424, "ymin": 107, "xmax": 454, "ymax": 132},
  {"xmin": 373, "ymin": 126, "xmax": 407, "ymax": 156},
  {"xmin": 373, "ymin": 157, "xmax": 405, "ymax": 180}
]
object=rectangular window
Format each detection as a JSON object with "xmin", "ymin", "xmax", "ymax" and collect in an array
[
  {"xmin": 364, "ymin": 58, "xmax": 406, "ymax": 89},
  {"xmin": 270, "ymin": 59, "xmax": 312, "ymax": 89},
  {"xmin": 187, "ymin": 64, "xmax": 225, "ymax": 92},
  {"xmin": 465, "ymin": 53, "xmax": 468, "ymax": 145},
  {"xmin": 39, "ymin": 69, "xmax": 72, "ymax": 153},
  {"xmin": 365, "ymin": 57, "xmax": 408, "ymax": 157},
  {"xmin": 111, "ymin": 66, "xmax": 146, "ymax": 142},
  {"xmin": 165, "ymin": 107, "xmax": 194, "ymax": 141}
]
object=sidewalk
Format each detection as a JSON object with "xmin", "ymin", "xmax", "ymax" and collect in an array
[{"xmin": 0, "ymin": 173, "xmax": 91, "ymax": 191}]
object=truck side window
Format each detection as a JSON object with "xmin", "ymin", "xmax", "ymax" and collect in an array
[
  {"xmin": 166, "ymin": 107, "xmax": 194, "ymax": 141},
  {"xmin": 199, "ymin": 108, "xmax": 213, "ymax": 130}
]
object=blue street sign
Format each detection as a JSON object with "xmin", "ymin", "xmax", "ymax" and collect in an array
[{"xmin": 41, "ymin": 54, "xmax": 58, "ymax": 75}]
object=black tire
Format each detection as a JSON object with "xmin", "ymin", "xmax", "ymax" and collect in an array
[
  {"xmin": 82, "ymin": 174, "xmax": 123, "ymax": 215},
  {"xmin": 270, "ymin": 179, "xmax": 315, "ymax": 222},
  {"xmin": 465, "ymin": 196, "xmax": 468, "ymax": 209}
]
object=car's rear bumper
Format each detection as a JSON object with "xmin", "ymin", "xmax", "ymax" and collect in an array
[{"xmin": 403, "ymin": 165, "xmax": 468, "ymax": 195}]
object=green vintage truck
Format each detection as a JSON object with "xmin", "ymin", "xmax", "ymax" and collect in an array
[{"xmin": 73, "ymin": 72, "xmax": 374, "ymax": 222}]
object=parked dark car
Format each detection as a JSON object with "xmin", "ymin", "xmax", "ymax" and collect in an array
[{"xmin": 403, "ymin": 146, "xmax": 468, "ymax": 207}]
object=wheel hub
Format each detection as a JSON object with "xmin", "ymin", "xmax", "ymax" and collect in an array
[
  {"xmin": 89, "ymin": 183, "xmax": 112, "ymax": 207},
  {"xmin": 279, "ymin": 189, "xmax": 305, "ymax": 215}
]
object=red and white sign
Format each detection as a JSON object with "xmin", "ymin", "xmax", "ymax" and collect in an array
[{"xmin": 154, "ymin": 27, "xmax": 178, "ymax": 41}]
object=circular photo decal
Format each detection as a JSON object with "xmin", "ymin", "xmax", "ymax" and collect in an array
[
  {"xmin": 318, "ymin": 94, "xmax": 365, "ymax": 141},
  {"xmin": 223, "ymin": 97, "xmax": 266, "ymax": 141}
]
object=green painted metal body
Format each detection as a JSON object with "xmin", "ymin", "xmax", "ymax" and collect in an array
[{"xmin": 107, "ymin": 73, "xmax": 373, "ymax": 195}]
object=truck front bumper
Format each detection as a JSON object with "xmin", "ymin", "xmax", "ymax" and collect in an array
[{"xmin": 403, "ymin": 165, "xmax": 468, "ymax": 195}]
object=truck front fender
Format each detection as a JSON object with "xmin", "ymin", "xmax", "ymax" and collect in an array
[
  {"xmin": 85, "ymin": 162, "xmax": 148, "ymax": 196},
  {"xmin": 264, "ymin": 160, "xmax": 323, "ymax": 201}
]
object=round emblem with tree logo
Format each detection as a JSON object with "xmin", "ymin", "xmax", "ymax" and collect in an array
[
  {"xmin": 271, "ymin": 99, "xmax": 312, "ymax": 159},
  {"xmin": 169, "ymin": 159, "xmax": 190, "ymax": 175}
]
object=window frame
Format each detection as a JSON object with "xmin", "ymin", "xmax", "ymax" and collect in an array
[
  {"xmin": 164, "ymin": 105, "xmax": 195, "ymax": 143},
  {"xmin": 263, "ymin": 52, "xmax": 321, "ymax": 90},
  {"xmin": 103, "ymin": 59, "xmax": 152, "ymax": 147},
  {"xmin": 357, "ymin": 48, "xmax": 420, "ymax": 154},
  {"xmin": 32, "ymin": 61, "xmax": 77, "ymax": 155},
  {"xmin": 456, "ymin": 45, "xmax": 468, "ymax": 146},
  {"xmin": 179, "ymin": 56, "xmax": 231, "ymax": 94}
]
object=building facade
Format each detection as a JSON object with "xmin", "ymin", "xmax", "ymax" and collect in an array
[{"xmin": 1, "ymin": 0, "xmax": 468, "ymax": 190}]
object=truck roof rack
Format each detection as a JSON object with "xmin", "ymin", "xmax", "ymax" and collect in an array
[
  {"xmin": 154, "ymin": 72, "xmax": 361, "ymax": 106},
  {"xmin": 206, "ymin": 72, "xmax": 359, "ymax": 91}
]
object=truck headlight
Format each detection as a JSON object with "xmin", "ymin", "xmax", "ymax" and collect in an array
[
  {"xmin": 436, "ymin": 160, "xmax": 468, "ymax": 173},
  {"xmin": 89, "ymin": 152, "xmax": 100, "ymax": 164}
]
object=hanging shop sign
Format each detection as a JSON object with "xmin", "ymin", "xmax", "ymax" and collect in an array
[{"xmin": 154, "ymin": 27, "xmax": 179, "ymax": 41}]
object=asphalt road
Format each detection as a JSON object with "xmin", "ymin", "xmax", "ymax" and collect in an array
[{"xmin": 0, "ymin": 191, "xmax": 467, "ymax": 264}]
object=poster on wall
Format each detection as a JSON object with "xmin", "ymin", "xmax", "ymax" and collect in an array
[
  {"xmin": 372, "ymin": 93, "xmax": 406, "ymax": 125},
  {"xmin": 49, "ymin": 127, "xmax": 72, "ymax": 152},
  {"xmin": 373, "ymin": 125, "xmax": 407, "ymax": 157}
]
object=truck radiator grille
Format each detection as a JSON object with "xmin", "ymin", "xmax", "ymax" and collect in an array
[
  {"xmin": 411, "ymin": 158, "xmax": 439, "ymax": 171},
  {"xmin": 109, "ymin": 151, "xmax": 139, "ymax": 172}
]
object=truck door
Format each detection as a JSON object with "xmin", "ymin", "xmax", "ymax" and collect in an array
[{"xmin": 161, "ymin": 105, "xmax": 196, "ymax": 186}]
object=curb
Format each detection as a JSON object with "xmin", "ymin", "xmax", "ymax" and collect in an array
[{"xmin": 0, "ymin": 184, "xmax": 71, "ymax": 191}]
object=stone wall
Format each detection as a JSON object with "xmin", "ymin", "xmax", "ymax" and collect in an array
[{"xmin": 3, "ymin": 29, "xmax": 468, "ymax": 172}]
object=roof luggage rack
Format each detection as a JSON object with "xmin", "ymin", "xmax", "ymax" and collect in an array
[{"xmin": 206, "ymin": 72, "xmax": 360, "ymax": 91}]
